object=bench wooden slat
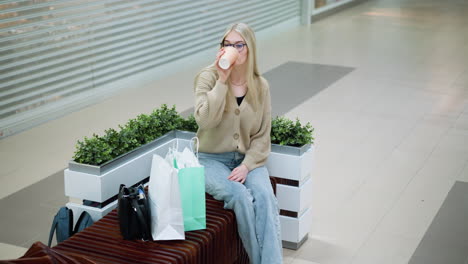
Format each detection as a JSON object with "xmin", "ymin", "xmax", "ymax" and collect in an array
[{"xmin": 51, "ymin": 195, "xmax": 249, "ymax": 264}]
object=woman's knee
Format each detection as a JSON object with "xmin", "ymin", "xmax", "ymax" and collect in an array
[
  {"xmin": 201, "ymin": 159, "xmax": 230, "ymax": 192},
  {"xmin": 245, "ymin": 167, "xmax": 277, "ymax": 205},
  {"xmin": 249, "ymin": 166, "xmax": 269, "ymax": 178},
  {"xmin": 253, "ymin": 187, "xmax": 277, "ymax": 207},
  {"xmin": 224, "ymin": 184, "xmax": 254, "ymax": 209}
]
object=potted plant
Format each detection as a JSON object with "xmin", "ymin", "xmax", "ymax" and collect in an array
[
  {"xmin": 267, "ymin": 116, "xmax": 315, "ymax": 250},
  {"xmin": 64, "ymin": 105, "xmax": 196, "ymax": 219},
  {"xmin": 268, "ymin": 116, "xmax": 314, "ymax": 182}
]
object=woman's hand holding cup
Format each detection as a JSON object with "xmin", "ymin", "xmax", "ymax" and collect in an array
[{"xmin": 215, "ymin": 47, "xmax": 238, "ymax": 84}]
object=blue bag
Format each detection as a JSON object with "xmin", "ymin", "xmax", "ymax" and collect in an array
[{"xmin": 48, "ymin": 207, "xmax": 94, "ymax": 246}]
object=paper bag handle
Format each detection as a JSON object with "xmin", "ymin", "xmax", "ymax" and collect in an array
[{"xmin": 190, "ymin": 137, "xmax": 200, "ymax": 159}]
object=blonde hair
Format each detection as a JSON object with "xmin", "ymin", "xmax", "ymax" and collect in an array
[
  {"xmin": 222, "ymin": 23, "xmax": 260, "ymax": 110},
  {"xmin": 195, "ymin": 23, "xmax": 262, "ymax": 111}
]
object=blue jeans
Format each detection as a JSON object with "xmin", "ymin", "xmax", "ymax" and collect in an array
[{"xmin": 199, "ymin": 152, "xmax": 282, "ymax": 264}]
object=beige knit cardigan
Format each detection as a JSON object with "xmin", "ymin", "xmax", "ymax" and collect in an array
[{"xmin": 194, "ymin": 68, "xmax": 272, "ymax": 171}]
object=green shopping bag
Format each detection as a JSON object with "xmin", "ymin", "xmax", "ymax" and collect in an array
[
  {"xmin": 168, "ymin": 138, "xmax": 206, "ymax": 232},
  {"xmin": 177, "ymin": 166, "xmax": 206, "ymax": 231}
]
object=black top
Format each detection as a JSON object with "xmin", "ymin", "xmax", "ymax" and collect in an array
[{"xmin": 236, "ymin": 95, "xmax": 245, "ymax": 106}]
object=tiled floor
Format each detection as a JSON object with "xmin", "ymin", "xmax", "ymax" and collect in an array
[{"xmin": 1, "ymin": 0, "xmax": 468, "ymax": 263}]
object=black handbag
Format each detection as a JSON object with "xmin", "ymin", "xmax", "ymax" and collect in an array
[{"xmin": 117, "ymin": 184, "xmax": 152, "ymax": 241}]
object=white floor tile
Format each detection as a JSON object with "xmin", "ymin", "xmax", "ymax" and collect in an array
[
  {"xmin": 283, "ymin": 248, "xmax": 297, "ymax": 264},
  {"xmin": 457, "ymin": 161, "xmax": 468, "ymax": 183},
  {"xmin": 455, "ymin": 69, "xmax": 468, "ymax": 86},
  {"xmin": 293, "ymin": 236, "xmax": 353, "ymax": 264},
  {"xmin": 454, "ymin": 112, "xmax": 468, "ymax": 131},
  {"xmin": 0, "ymin": 243, "xmax": 27, "ymax": 260},
  {"xmin": 291, "ymin": 258, "xmax": 322, "ymax": 264},
  {"xmin": 350, "ymin": 232, "xmax": 420, "ymax": 264},
  {"xmin": 434, "ymin": 128, "xmax": 468, "ymax": 157},
  {"xmin": 396, "ymin": 115, "xmax": 452, "ymax": 154},
  {"xmin": 427, "ymin": 95, "xmax": 468, "ymax": 118}
]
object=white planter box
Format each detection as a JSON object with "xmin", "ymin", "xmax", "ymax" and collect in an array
[
  {"xmin": 277, "ymin": 177, "xmax": 312, "ymax": 215},
  {"xmin": 266, "ymin": 145, "xmax": 314, "ymax": 183},
  {"xmin": 67, "ymin": 200, "xmax": 118, "ymax": 224},
  {"xmin": 268, "ymin": 144, "xmax": 314, "ymax": 250},
  {"xmin": 280, "ymin": 207, "xmax": 312, "ymax": 249},
  {"xmin": 64, "ymin": 131, "xmax": 195, "ymax": 203}
]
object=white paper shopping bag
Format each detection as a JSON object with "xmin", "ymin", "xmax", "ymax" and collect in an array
[{"xmin": 148, "ymin": 154, "xmax": 185, "ymax": 240}]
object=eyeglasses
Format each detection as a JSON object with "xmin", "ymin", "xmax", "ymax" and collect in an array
[{"xmin": 220, "ymin": 42, "xmax": 247, "ymax": 52}]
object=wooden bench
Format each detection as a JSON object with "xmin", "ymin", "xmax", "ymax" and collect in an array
[
  {"xmin": 56, "ymin": 194, "xmax": 249, "ymax": 264},
  {"xmin": 4, "ymin": 195, "xmax": 248, "ymax": 264},
  {"xmin": 5, "ymin": 179, "xmax": 277, "ymax": 264}
]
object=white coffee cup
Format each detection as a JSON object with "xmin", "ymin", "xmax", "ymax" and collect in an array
[{"xmin": 218, "ymin": 47, "xmax": 239, "ymax": 70}]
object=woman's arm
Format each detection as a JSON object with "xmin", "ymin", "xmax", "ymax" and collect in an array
[
  {"xmin": 194, "ymin": 48, "xmax": 234, "ymax": 129},
  {"xmin": 194, "ymin": 70, "xmax": 229, "ymax": 129}
]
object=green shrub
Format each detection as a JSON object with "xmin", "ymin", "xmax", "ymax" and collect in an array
[
  {"xmin": 103, "ymin": 127, "xmax": 139, "ymax": 157},
  {"xmin": 271, "ymin": 116, "xmax": 314, "ymax": 147},
  {"xmin": 123, "ymin": 114, "xmax": 159, "ymax": 146},
  {"xmin": 72, "ymin": 104, "xmax": 185, "ymax": 165},
  {"xmin": 73, "ymin": 134, "xmax": 113, "ymax": 165},
  {"xmin": 72, "ymin": 106, "xmax": 315, "ymax": 166},
  {"xmin": 179, "ymin": 114, "xmax": 198, "ymax": 132},
  {"xmin": 150, "ymin": 104, "xmax": 184, "ymax": 135}
]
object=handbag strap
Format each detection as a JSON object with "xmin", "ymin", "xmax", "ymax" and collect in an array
[
  {"xmin": 47, "ymin": 214, "xmax": 59, "ymax": 247},
  {"xmin": 130, "ymin": 198, "xmax": 151, "ymax": 241}
]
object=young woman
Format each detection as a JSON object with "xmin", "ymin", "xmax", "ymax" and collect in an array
[{"xmin": 193, "ymin": 23, "xmax": 282, "ymax": 264}]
